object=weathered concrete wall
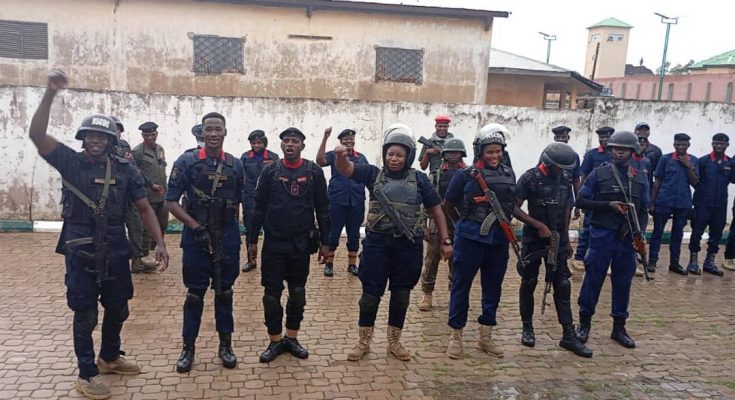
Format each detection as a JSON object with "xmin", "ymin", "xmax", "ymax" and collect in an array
[
  {"xmin": 0, "ymin": 0, "xmax": 492, "ymax": 104},
  {"xmin": 2, "ymin": 86, "xmax": 734, "ymax": 220}
]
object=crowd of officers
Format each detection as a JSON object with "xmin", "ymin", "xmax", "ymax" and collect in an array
[{"xmin": 29, "ymin": 70, "xmax": 735, "ymax": 400}]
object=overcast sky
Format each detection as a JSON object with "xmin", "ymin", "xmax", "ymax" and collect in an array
[{"xmin": 352, "ymin": 0, "xmax": 733, "ymax": 73}]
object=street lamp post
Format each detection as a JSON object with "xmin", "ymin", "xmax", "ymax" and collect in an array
[
  {"xmin": 655, "ymin": 12, "xmax": 678, "ymax": 100},
  {"xmin": 539, "ymin": 32, "xmax": 556, "ymax": 64}
]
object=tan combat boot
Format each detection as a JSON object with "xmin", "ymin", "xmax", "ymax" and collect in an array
[
  {"xmin": 141, "ymin": 254, "xmax": 159, "ymax": 268},
  {"xmin": 477, "ymin": 325, "xmax": 504, "ymax": 358},
  {"xmin": 75, "ymin": 375, "xmax": 111, "ymax": 400},
  {"xmin": 723, "ymin": 259, "xmax": 735, "ymax": 271},
  {"xmin": 96, "ymin": 356, "xmax": 142, "ymax": 375},
  {"xmin": 446, "ymin": 328, "xmax": 463, "ymax": 359},
  {"xmin": 570, "ymin": 259, "xmax": 585, "ymax": 272},
  {"xmin": 347, "ymin": 326, "xmax": 374, "ymax": 361},
  {"xmin": 387, "ymin": 325, "xmax": 411, "ymax": 361},
  {"xmin": 418, "ymin": 293, "xmax": 433, "ymax": 311},
  {"xmin": 131, "ymin": 257, "xmax": 147, "ymax": 274}
]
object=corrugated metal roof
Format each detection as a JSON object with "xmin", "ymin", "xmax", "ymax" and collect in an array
[
  {"xmin": 489, "ymin": 48, "xmax": 567, "ymax": 73},
  {"xmin": 689, "ymin": 49, "xmax": 735, "ymax": 69},
  {"xmin": 587, "ymin": 17, "xmax": 633, "ymax": 29}
]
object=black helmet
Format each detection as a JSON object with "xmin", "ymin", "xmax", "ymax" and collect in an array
[
  {"xmin": 191, "ymin": 124, "xmax": 203, "ymax": 139},
  {"xmin": 109, "ymin": 116, "xmax": 124, "ymax": 133},
  {"xmin": 383, "ymin": 123, "xmax": 416, "ymax": 166},
  {"xmin": 442, "ymin": 138, "xmax": 467, "ymax": 157},
  {"xmin": 540, "ymin": 142, "xmax": 577, "ymax": 170},
  {"xmin": 606, "ymin": 130, "xmax": 640, "ymax": 152},
  {"xmin": 248, "ymin": 129, "xmax": 267, "ymax": 147},
  {"xmin": 473, "ymin": 123, "xmax": 508, "ymax": 160},
  {"xmin": 75, "ymin": 114, "xmax": 118, "ymax": 145}
]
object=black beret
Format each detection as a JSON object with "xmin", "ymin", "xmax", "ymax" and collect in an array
[
  {"xmin": 712, "ymin": 133, "xmax": 729, "ymax": 142},
  {"xmin": 674, "ymin": 133, "xmax": 691, "ymax": 142},
  {"xmin": 139, "ymin": 121, "xmax": 158, "ymax": 133},
  {"xmin": 552, "ymin": 125, "xmax": 571, "ymax": 135},
  {"xmin": 595, "ymin": 126, "xmax": 614, "ymax": 135},
  {"xmin": 191, "ymin": 124, "xmax": 203, "ymax": 137},
  {"xmin": 635, "ymin": 122, "xmax": 650, "ymax": 130},
  {"xmin": 279, "ymin": 127, "xmax": 306, "ymax": 141},
  {"xmin": 338, "ymin": 129, "xmax": 356, "ymax": 139}
]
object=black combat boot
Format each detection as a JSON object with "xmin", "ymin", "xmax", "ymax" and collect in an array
[
  {"xmin": 284, "ymin": 336, "xmax": 309, "ymax": 359},
  {"xmin": 521, "ymin": 322, "xmax": 535, "ymax": 347},
  {"xmin": 324, "ymin": 263, "xmax": 334, "ymax": 277},
  {"xmin": 576, "ymin": 314, "xmax": 591, "ymax": 343},
  {"xmin": 259, "ymin": 339, "xmax": 286, "ymax": 363},
  {"xmin": 347, "ymin": 264, "xmax": 359, "ymax": 276},
  {"xmin": 242, "ymin": 261, "xmax": 256, "ymax": 273},
  {"xmin": 610, "ymin": 317, "xmax": 635, "ymax": 348},
  {"xmin": 218, "ymin": 332, "xmax": 237, "ymax": 369},
  {"xmin": 176, "ymin": 340, "xmax": 196, "ymax": 373},
  {"xmin": 560, "ymin": 324, "xmax": 593, "ymax": 358}
]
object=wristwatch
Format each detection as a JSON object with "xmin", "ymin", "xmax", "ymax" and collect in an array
[{"xmin": 442, "ymin": 238, "xmax": 453, "ymax": 245}]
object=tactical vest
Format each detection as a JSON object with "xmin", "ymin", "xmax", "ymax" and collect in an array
[
  {"xmin": 243, "ymin": 150, "xmax": 275, "ymax": 193},
  {"xmin": 524, "ymin": 168, "xmax": 573, "ymax": 233},
  {"xmin": 264, "ymin": 160, "xmax": 317, "ymax": 240},
  {"xmin": 462, "ymin": 165, "xmax": 516, "ymax": 225},
  {"xmin": 60, "ymin": 157, "xmax": 130, "ymax": 225},
  {"xmin": 589, "ymin": 164, "xmax": 646, "ymax": 231},
  {"xmin": 437, "ymin": 165, "xmax": 462, "ymax": 199},
  {"xmin": 366, "ymin": 169, "xmax": 422, "ymax": 236},
  {"xmin": 186, "ymin": 153, "xmax": 240, "ymax": 223}
]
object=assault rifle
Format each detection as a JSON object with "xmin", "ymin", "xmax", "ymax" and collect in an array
[
  {"xmin": 624, "ymin": 202, "xmax": 653, "ymax": 282},
  {"xmin": 418, "ymin": 136, "xmax": 443, "ymax": 152},
  {"xmin": 372, "ymin": 185, "xmax": 416, "ymax": 243},
  {"xmin": 541, "ymin": 231, "xmax": 560, "ymax": 315},
  {"xmin": 471, "ymin": 169, "xmax": 524, "ymax": 267}
]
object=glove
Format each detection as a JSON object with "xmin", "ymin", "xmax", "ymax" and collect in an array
[{"xmin": 193, "ymin": 225, "xmax": 212, "ymax": 252}]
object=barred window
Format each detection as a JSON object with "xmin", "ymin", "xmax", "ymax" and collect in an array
[
  {"xmin": 375, "ymin": 47, "xmax": 423, "ymax": 84},
  {"xmin": 192, "ymin": 34, "xmax": 244, "ymax": 75},
  {"xmin": 0, "ymin": 20, "xmax": 48, "ymax": 60}
]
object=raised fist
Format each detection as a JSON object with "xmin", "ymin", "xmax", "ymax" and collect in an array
[{"xmin": 47, "ymin": 69, "xmax": 68, "ymax": 91}]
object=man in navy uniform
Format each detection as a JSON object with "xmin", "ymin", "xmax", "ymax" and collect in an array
[{"xmin": 29, "ymin": 70, "xmax": 169, "ymax": 400}]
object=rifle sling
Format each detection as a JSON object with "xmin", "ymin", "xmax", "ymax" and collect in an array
[{"xmin": 62, "ymin": 157, "xmax": 112, "ymax": 216}]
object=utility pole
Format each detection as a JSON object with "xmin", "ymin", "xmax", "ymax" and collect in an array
[
  {"xmin": 655, "ymin": 13, "xmax": 678, "ymax": 100},
  {"xmin": 539, "ymin": 32, "xmax": 556, "ymax": 64},
  {"xmin": 590, "ymin": 43, "xmax": 600, "ymax": 81}
]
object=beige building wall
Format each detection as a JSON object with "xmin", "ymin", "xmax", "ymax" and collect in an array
[
  {"xmin": 584, "ymin": 26, "xmax": 630, "ymax": 79},
  {"xmin": 486, "ymin": 74, "xmax": 546, "ymax": 107},
  {"xmin": 0, "ymin": 0, "xmax": 493, "ymax": 104}
]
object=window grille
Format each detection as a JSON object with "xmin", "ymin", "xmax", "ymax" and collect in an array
[
  {"xmin": 192, "ymin": 34, "xmax": 244, "ymax": 75},
  {"xmin": 375, "ymin": 47, "xmax": 423, "ymax": 84},
  {"xmin": 0, "ymin": 20, "xmax": 48, "ymax": 60}
]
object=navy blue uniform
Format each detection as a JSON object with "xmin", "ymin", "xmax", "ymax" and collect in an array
[
  {"xmin": 576, "ymin": 163, "xmax": 650, "ymax": 321},
  {"xmin": 43, "ymin": 143, "xmax": 147, "ymax": 380},
  {"xmin": 240, "ymin": 149, "xmax": 279, "ymax": 235},
  {"xmin": 324, "ymin": 150, "xmax": 369, "ymax": 252},
  {"xmin": 641, "ymin": 143, "xmax": 663, "ymax": 190},
  {"xmin": 249, "ymin": 158, "xmax": 330, "ymax": 336},
  {"xmin": 690, "ymin": 153, "xmax": 734, "ymax": 255},
  {"xmin": 351, "ymin": 164, "xmax": 440, "ymax": 328},
  {"xmin": 574, "ymin": 147, "xmax": 612, "ymax": 261},
  {"xmin": 445, "ymin": 162, "xmax": 515, "ymax": 329},
  {"xmin": 649, "ymin": 153, "xmax": 699, "ymax": 265},
  {"xmin": 166, "ymin": 148, "xmax": 244, "ymax": 341}
]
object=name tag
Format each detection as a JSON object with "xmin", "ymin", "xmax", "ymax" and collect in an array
[
  {"xmin": 297, "ymin": 176, "xmax": 308, "ymax": 183},
  {"xmin": 207, "ymin": 175, "xmax": 228, "ymax": 181},
  {"xmin": 93, "ymin": 178, "xmax": 116, "ymax": 185}
]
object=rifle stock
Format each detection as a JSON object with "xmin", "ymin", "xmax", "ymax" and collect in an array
[{"xmin": 625, "ymin": 203, "xmax": 653, "ymax": 282}]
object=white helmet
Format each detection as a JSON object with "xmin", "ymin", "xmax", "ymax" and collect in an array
[{"xmin": 473, "ymin": 123, "xmax": 509, "ymax": 160}]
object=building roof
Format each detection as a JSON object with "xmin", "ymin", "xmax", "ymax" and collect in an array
[
  {"xmin": 587, "ymin": 17, "xmax": 633, "ymax": 29},
  {"xmin": 625, "ymin": 64, "xmax": 654, "ymax": 76},
  {"xmin": 195, "ymin": 0, "xmax": 509, "ymax": 24},
  {"xmin": 689, "ymin": 49, "xmax": 735, "ymax": 69},
  {"xmin": 489, "ymin": 48, "xmax": 603, "ymax": 92}
]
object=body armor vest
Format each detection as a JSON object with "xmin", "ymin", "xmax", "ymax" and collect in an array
[
  {"xmin": 462, "ymin": 164, "xmax": 516, "ymax": 225},
  {"xmin": 187, "ymin": 153, "xmax": 239, "ymax": 223},
  {"xmin": 243, "ymin": 150, "xmax": 275, "ymax": 197},
  {"xmin": 366, "ymin": 169, "xmax": 422, "ymax": 236},
  {"xmin": 589, "ymin": 164, "xmax": 646, "ymax": 231},
  {"xmin": 437, "ymin": 164, "xmax": 462, "ymax": 199},
  {"xmin": 263, "ymin": 160, "xmax": 317, "ymax": 246},
  {"xmin": 524, "ymin": 168, "xmax": 573, "ymax": 235},
  {"xmin": 61, "ymin": 157, "xmax": 130, "ymax": 225}
]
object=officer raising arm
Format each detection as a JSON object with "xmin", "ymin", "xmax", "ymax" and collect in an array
[{"xmin": 29, "ymin": 69, "xmax": 168, "ymax": 400}]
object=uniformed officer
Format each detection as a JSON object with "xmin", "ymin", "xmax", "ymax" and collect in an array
[
  {"xmin": 443, "ymin": 125, "xmax": 523, "ymax": 359},
  {"xmin": 635, "ymin": 122, "xmax": 663, "ymax": 189},
  {"xmin": 571, "ymin": 126, "xmax": 614, "ymax": 271},
  {"xmin": 472, "ymin": 123, "xmax": 513, "ymax": 168},
  {"xmin": 133, "ymin": 122, "xmax": 168, "ymax": 268},
  {"xmin": 240, "ymin": 129, "xmax": 279, "ymax": 273},
  {"xmin": 165, "ymin": 112, "xmax": 244, "ymax": 373},
  {"xmin": 316, "ymin": 127, "xmax": 369, "ymax": 277},
  {"xmin": 687, "ymin": 133, "xmax": 732, "ymax": 276},
  {"xmin": 649, "ymin": 133, "xmax": 699, "ymax": 275},
  {"xmin": 29, "ymin": 70, "xmax": 169, "ymax": 400},
  {"xmin": 515, "ymin": 143, "xmax": 592, "ymax": 357},
  {"xmin": 418, "ymin": 138, "xmax": 466, "ymax": 311},
  {"xmin": 191, "ymin": 124, "xmax": 205, "ymax": 150},
  {"xmin": 551, "ymin": 125, "xmax": 582, "ymax": 194},
  {"xmin": 419, "ymin": 115, "xmax": 454, "ymax": 175},
  {"xmin": 336, "ymin": 124, "xmax": 451, "ymax": 361},
  {"xmin": 250, "ymin": 127, "xmax": 330, "ymax": 363},
  {"xmin": 575, "ymin": 131, "xmax": 649, "ymax": 349}
]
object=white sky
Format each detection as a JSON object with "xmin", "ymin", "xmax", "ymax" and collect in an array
[{"xmin": 351, "ymin": 0, "xmax": 734, "ymax": 73}]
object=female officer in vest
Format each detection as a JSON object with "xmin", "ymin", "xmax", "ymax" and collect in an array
[
  {"xmin": 442, "ymin": 125, "xmax": 532, "ymax": 359},
  {"xmin": 317, "ymin": 127, "xmax": 370, "ymax": 277},
  {"xmin": 333, "ymin": 123, "xmax": 452, "ymax": 361}
]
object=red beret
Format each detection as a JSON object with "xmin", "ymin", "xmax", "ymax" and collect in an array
[{"xmin": 434, "ymin": 115, "xmax": 452, "ymax": 123}]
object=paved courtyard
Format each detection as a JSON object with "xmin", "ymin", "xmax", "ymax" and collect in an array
[{"xmin": 0, "ymin": 232, "xmax": 734, "ymax": 399}]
